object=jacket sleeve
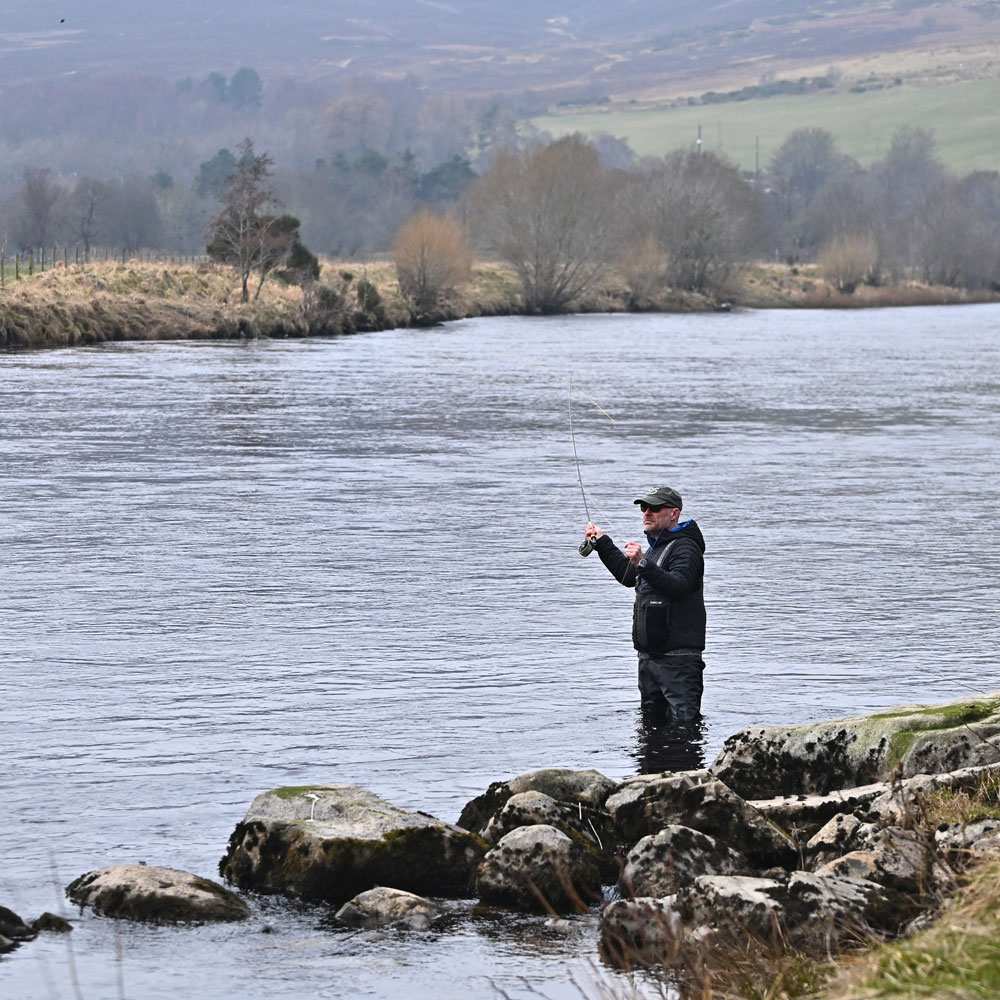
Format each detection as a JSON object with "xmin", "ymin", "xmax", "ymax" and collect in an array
[
  {"xmin": 594, "ymin": 534, "xmax": 637, "ymax": 587},
  {"xmin": 636, "ymin": 538, "xmax": 702, "ymax": 596}
]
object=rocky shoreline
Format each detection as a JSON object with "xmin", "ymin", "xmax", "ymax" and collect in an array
[{"xmin": 5, "ymin": 692, "xmax": 999, "ymax": 995}]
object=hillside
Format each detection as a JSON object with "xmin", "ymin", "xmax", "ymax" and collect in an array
[{"xmin": 4, "ymin": 0, "xmax": 1000, "ymax": 99}]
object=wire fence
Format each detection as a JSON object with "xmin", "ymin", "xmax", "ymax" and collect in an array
[{"xmin": 0, "ymin": 247, "xmax": 209, "ymax": 289}]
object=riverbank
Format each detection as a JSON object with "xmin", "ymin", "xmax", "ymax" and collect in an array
[{"xmin": 1, "ymin": 257, "xmax": 997, "ymax": 351}]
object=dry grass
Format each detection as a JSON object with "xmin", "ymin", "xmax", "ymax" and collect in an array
[
  {"xmin": 818, "ymin": 856, "xmax": 1000, "ymax": 1000},
  {"xmin": 3, "ymin": 256, "xmax": 999, "ymax": 351}
]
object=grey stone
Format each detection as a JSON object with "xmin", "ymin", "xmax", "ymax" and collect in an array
[
  {"xmin": 31, "ymin": 913, "xmax": 73, "ymax": 933},
  {"xmin": 333, "ymin": 887, "xmax": 438, "ymax": 930},
  {"xmin": 475, "ymin": 824, "xmax": 603, "ymax": 913},
  {"xmin": 750, "ymin": 781, "xmax": 890, "ymax": 838},
  {"xmin": 606, "ymin": 771, "xmax": 797, "ymax": 869},
  {"xmin": 936, "ymin": 819, "xmax": 1000, "ymax": 862},
  {"xmin": 674, "ymin": 871, "xmax": 921, "ymax": 956},
  {"xmin": 458, "ymin": 768, "xmax": 616, "ymax": 838},
  {"xmin": 805, "ymin": 814, "xmax": 874, "ymax": 867},
  {"xmin": 483, "ymin": 790, "xmax": 601, "ymax": 848},
  {"xmin": 67, "ymin": 865, "xmax": 248, "ymax": 924},
  {"xmin": 710, "ymin": 693, "xmax": 1000, "ymax": 799},
  {"xmin": 865, "ymin": 762, "xmax": 1000, "ymax": 824},
  {"xmin": 220, "ymin": 784, "xmax": 486, "ymax": 905},
  {"xmin": 0, "ymin": 906, "xmax": 36, "ymax": 954},
  {"xmin": 813, "ymin": 827, "xmax": 952, "ymax": 896},
  {"xmin": 599, "ymin": 897, "xmax": 681, "ymax": 968},
  {"xmin": 620, "ymin": 825, "xmax": 749, "ymax": 897}
]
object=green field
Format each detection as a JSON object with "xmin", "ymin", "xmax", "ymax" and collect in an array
[{"xmin": 531, "ymin": 77, "xmax": 1000, "ymax": 175}]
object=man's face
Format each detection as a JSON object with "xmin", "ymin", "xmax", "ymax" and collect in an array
[{"xmin": 640, "ymin": 502, "xmax": 679, "ymax": 534}]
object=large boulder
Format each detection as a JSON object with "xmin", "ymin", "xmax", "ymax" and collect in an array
[
  {"xmin": 220, "ymin": 784, "xmax": 486, "ymax": 904},
  {"xmin": 750, "ymin": 780, "xmax": 890, "ymax": 839},
  {"xmin": 458, "ymin": 769, "xmax": 616, "ymax": 839},
  {"xmin": 711, "ymin": 694, "xmax": 1000, "ymax": 799},
  {"xmin": 606, "ymin": 771, "xmax": 797, "ymax": 870},
  {"xmin": 674, "ymin": 871, "xmax": 921, "ymax": 955},
  {"xmin": 475, "ymin": 824, "xmax": 603, "ymax": 913},
  {"xmin": 66, "ymin": 865, "xmax": 248, "ymax": 923},
  {"xmin": 814, "ymin": 826, "xmax": 954, "ymax": 896},
  {"xmin": 620, "ymin": 825, "xmax": 749, "ymax": 898},
  {"xmin": 333, "ymin": 887, "xmax": 439, "ymax": 930}
]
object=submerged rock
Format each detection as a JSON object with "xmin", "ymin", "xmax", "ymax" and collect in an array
[
  {"xmin": 333, "ymin": 887, "xmax": 439, "ymax": 930},
  {"xmin": 711, "ymin": 693, "xmax": 1000, "ymax": 799},
  {"xmin": 66, "ymin": 865, "xmax": 248, "ymax": 923},
  {"xmin": 31, "ymin": 913, "xmax": 73, "ymax": 933},
  {"xmin": 220, "ymin": 784, "xmax": 486, "ymax": 905},
  {"xmin": 0, "ymin": 906, "xmax": 37, "ymax": 955},
  {"xmin": 475, "ymin": 824, "xmax": 603, "ymax": 914}
]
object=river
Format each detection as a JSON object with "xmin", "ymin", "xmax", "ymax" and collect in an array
[{"xmin": 2, "ymin": 306, "xmax": 998, "ymax": 999}]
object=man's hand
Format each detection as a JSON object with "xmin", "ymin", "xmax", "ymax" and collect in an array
[
  {"xmin": 585, "ymin": 522, "xmax": 604, "ymax": 541},
  {"xmin": 625, "ymin": 541, "xmax": 643, "ymax": 565}
]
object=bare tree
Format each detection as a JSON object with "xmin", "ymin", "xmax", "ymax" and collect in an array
[
  {"xmin": 469, "ymin": 135, "xmax": 622, "ymax": 313},
  {"xmin": 874, "ymin": 125, "xmax": 946, "ymax": 278},
  {"xmin": 16, "ymin": 168, "xmax": 63, "ymax": 250},
  {"xmin": 207, "ymin": 138, "xmax": 291, "ymax": 302},
  {"xmin": 641, "ymin": 150, "xmax": 765, "ymax": 294},
  {"xmin": 69, "ymin": 177, "xmax": 110, "ymax": 256},
  {"xmin": 768, "ymin": 128, "xmax": 854, "ymax": 220},
  {"xmin": 392, "ymin": 209, "xmax": 470, "ymax": 319}
]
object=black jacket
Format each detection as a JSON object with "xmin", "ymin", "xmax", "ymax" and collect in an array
[{"xmin": 594, "ymin": 519, "xmax": 706, "ymax": 654}]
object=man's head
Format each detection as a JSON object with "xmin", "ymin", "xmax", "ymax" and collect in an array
[{"xmin": 634, "ymin": 485, "xmax": 683, "ymax": 534}]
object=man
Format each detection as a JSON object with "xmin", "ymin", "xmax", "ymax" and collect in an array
[{"xmin": 584, "ymin": 485, "xmax": 706, "ymax": 724}]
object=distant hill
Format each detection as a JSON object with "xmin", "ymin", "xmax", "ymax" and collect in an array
[{"xmin": 4, "ymin": 0, "xmax": 1000, "ymax": 100}]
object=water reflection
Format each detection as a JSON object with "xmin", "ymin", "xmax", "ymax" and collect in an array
[{"xmin": 632, "ymin": 714, "xmax": 707, "ymax": 774}]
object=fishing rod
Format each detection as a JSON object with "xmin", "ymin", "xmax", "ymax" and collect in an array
[
  {"xmin": 442, "ymin": 352, "xmax": 617, "ymax": 553},
  {"xmin": 570, "ymin": 385, "xmax": 598, "ymax": 557}
]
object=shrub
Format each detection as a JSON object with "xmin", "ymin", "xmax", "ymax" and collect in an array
[
  {"xmin": 818, "ymin": 233, "xmax": 880, "ymax": 294},
  {"xmin": 392, "ymin": 209, "xmax": 470, "ymax": 320}
]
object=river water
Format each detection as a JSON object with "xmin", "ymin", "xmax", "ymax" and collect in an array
[{"xmin": 2, "ymin": 306, "xmax": 998, "ymax": 999}]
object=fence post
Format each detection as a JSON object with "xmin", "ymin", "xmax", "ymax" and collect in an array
[
  {"xmin": 16, "ymin": 254, "xmax": 20, "ymax": 280},
  {"xmin": 28, "ymin": 248, "xmax": 34, "ymax": 275}
]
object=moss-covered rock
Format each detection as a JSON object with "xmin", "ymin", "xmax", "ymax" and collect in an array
[
  {"xmin": 711, "ymin": 693, "xmax": 1000, "ymax": 799},
  {"xmin": 219, "ymin": 784, "xmax": 487, "ymax": 905}
]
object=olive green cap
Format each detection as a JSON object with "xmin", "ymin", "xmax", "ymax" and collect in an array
[{"xmin": 633, "ymin": 485, "xmax": 683, "ymax": 510}]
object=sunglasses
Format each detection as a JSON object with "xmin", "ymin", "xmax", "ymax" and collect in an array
[{"xmin": 639, "ymin": 502, "xmax": 667, "ymax": 513}]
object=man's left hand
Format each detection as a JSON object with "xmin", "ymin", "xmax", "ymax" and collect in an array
[{"xmin": 625, "ymin": 541, "xmax": 643, "ymax": 565}]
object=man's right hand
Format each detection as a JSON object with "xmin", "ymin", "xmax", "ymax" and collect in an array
[{"xmin": 585, "ymin": 522, "xmax": 603, "ymax": 541}]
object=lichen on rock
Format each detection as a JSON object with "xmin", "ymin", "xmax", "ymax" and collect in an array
[{"xmin": 219, "ymin": 784, "xmax": 487, "ymax": 904}]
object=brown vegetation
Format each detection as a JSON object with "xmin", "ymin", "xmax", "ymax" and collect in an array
[
  {"xmin": 392, "ymin": 209, "xmax": 471, "ymax": 322},
  {"xmin": 2, "ymin": 255, "xmax": 998, "ymax": 352}
]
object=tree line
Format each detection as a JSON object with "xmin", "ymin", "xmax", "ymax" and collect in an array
[{"xmin": 4, "ymin": 120, "xmax": 1000, "ymax": 320}]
